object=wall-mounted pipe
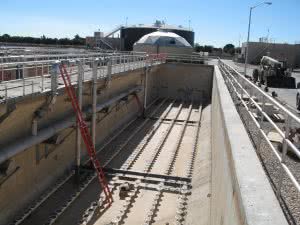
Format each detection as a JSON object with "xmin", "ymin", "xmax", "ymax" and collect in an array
[
  {"xmin": 32, "ymin": 119, "xmax": 38, "ymax": 136},
  {"xmin": 91, "ymin": 59, "xmax": 98, "ymax": 147},
  {"xmin": 75, "ymin": 60, "xmax": 83, "ymax": 180},
  {"xmin": 143, "ymin": 65, "xmax": 149, "ymax": 116},
  {"xmin": 0, "ymin": 86, "xmax": 142, "ymax": 164}
]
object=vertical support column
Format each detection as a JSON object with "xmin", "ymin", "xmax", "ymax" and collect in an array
[
  {"xmin": 35, "ymin": 57, "xmax": 38, "ymax": 77},
  {"xmin": 111, "ymin": 57, "xmax": 114, "ymax": 74},
  {"xmin": 143, "ymin": 65, "xmax": 149, "ymax": 117},
  {"xmin": 106, "ymin": 58, "xmax": 112, "ymax": 87},
  {"xmin": 119, "ymin": 55, "xmax": 122, "ymax": 73},
  {"xmin": 91, "ymin": 59, "xmax": 98, "ymax": 147},
  {"xmin": 51, "ymin": 61, "xmax": 59, "ymax": 96},
  {"xmin": 123, "ymin": 55, "xmax": 126, "ymax": 71},
  {"xmin": 0, "ymin": 61, "xmax": 3, "ymax": 81},
  {"xmin": 75, "ymin": 60, "xmax": 83, "ymax": 182},
  {"xmin": 22, "ymin": 62, "xmax": 25, "ymax": 79},
  {"xmin": 41, "ymin": 63, "xmax": 44, "ymax": 92}
]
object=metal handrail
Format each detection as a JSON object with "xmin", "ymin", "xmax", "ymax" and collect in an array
[
  {"xmin": 0, "ymin": 53, "xmax": 147, "ymax": 67},
  {"xmin": 218, "ymin": 59, "xmax": 300, "ymax": 201},
  {"xmin": 222, "ymin": 60, "xmax": 300, "ymax": 125},
  {"xmin": 0, "ymin": 54, "xmax": 164, "ymax": 100},
  {"xmin": 0, "ymin": 51, "xmax": 146, "ymax": 61}
]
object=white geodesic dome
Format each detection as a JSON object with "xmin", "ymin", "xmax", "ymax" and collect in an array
[{"xmin": 134, "ymin": 31, "xmax": 192, "ymax": 48}]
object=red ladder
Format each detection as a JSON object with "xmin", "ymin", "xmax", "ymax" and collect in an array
[{"xmin": 59, "ymin": 64, "xmax": 113, "ymax": 205}]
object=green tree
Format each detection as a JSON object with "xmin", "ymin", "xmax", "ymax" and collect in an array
[
  {"xmin": 194, "ymin": 43, "xmax": 204, "ymax": 52},
  {"xmin": 223, "ymin": 44, "xmax": 235, "ymax": 55}
]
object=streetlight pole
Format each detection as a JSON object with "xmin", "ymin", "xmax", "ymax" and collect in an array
[{"xmin": 244, "ymin": 2, "xmax": 272, "ymax": 76}]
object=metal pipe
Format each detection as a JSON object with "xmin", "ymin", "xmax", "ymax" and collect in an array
[
  {"xmin": 41, "ymin": 63, "xmax": 44, "ymax": 92},
  {"xmin": 143, "ymin": 65, "xmax": 149, "ymax": 116},
  {"xmin": 91, "ymin": 59, "xmax": 98, "ymax": 146},
  {"xmin": 75, "ymin": 60, "xmax": 83, "ymax": 180},
  {"xmin": 244, "ymin": 2, "xmax": 272, "ymax": 76},
  {"xmin": 0, "ymin": 85, "xmax": 141, "ymax": 165},
  {"xmin": 244, "ymin": 7, "xmax": 252, "ymax": 76}
]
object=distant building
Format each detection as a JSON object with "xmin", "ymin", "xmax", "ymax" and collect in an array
[
  {"xmin": 85, "ymin": 21, "xmax": 194, "ymax": 51},
  {"xmin": 85, "ymin": 36, "xmax": 95, "ymax": 48},
  {"xmin": 133, "ymin": 31, "xmax": 193, "ymax": 54},
  {"xmin": 85, "ymin": 31, "xmax": 120, "ymax": 50},
  {"xmin": 241, "ymin": 41, "xmax": 300, "ymax": 68}
]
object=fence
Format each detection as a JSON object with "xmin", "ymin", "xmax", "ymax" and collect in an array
[
  {"xmin": 0, "ymin": 53, "xmax": 166, "ymax": 102},
  {"xmin": 218, "ymin": 59, "xmax": 300, "ymax": 223}
]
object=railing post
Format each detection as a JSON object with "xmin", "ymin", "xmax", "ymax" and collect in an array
[
  {"xmin": 119, "ymin": 55, "xmax": 122, "ymax": 73},
  {"xmin": 101, "ymin": 58, "xmax": 104, "ymax": 78},
  {"xmin": 22, "ymin": 63, "xmax": 25, "ymax": 79},
  {"xmin": 5, "ymin": 85, "xmax": 7, "ymax": 100},
  {"xmin": 0, "ymin": 63, "xmax": 3, "ymax": 81},
  {"xmin": 123, "ymin": 55, "xmax": 125, "ymax": 72},
  {"xmin": 107, "ymin": 58, "xmax": 112, "ymax": 80},
  {"xmin": 276, "ymin": 115, "xmax": 291, "ymax": 197},
  {"xmin": 41, "ymin": 66, "xmax": 44, "ymax": 92},
  {"xmin": 111, "ymin": 57, "xmax": 114, "ymax": 74},
  {"xmin": 23, "ymin": 77, "xmax": 25, "ymax": 96},
  {"xmin": 82, "ymin": 59, "xmax": 85, "ymax": 82},
  {"xmin": 35, "ymin": 57, "xmax": 38, "ymax": 77},
  {"xmin": 31, "ymin": 80, "xmax": 34, "ymax": 96}
]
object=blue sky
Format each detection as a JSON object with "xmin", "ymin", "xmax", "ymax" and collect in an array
[{"xmin": 0, "ymin": 0, "xmax": 299, "ymax": 47}]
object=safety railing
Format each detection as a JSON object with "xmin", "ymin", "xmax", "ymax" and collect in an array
[
  {"xmin": 0, "ymin": 51, "xmax": 146, "ymax": 64},
  {"xmin": 218, "ymin": 59, "xmax": 300, "ymax": 207},
  {"xmin": 166, "ymin": 53, "xmax": 209, "ymax": 64},
  {"xmin": 0, "ymin": 53, "xmax": 165, "ymax": 102}
]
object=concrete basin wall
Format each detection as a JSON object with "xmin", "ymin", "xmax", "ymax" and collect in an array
[
  {"xmin": 0, "ymin": 69, "xmax": 144, "ymax": 224},
  {"xmin": 211, "ymin": 66, "xmax": 288, "ymax": 225},
  {"xmin": 148, "ymin": 63, "xmax": 214, "ymax": 102}
]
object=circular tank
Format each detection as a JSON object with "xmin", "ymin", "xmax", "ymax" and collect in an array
[{"xmin": 121, "ymin": 25, "xmax": 194, "ymax": 51}]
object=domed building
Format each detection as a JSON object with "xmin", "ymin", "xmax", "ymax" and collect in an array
[{"xmin": 133, "ymin": 31, "xmax": 193, "ymax": 54}]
